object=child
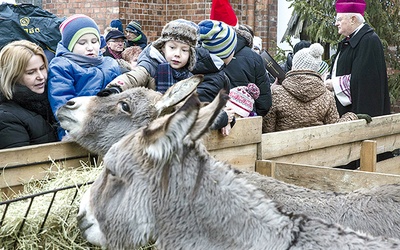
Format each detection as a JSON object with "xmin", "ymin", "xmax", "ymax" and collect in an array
[
  {"xmin": 193, "ymin": 19, "xmax": 238, "ymax": 136},
  {"xmin": 99, "ymin": 19, "xmax": 198, "ymax": 96},
  {"xmin": 48, "ymin": 14, "xmax": 121, "ymax": 139},
  {"xmin": 262, "ymin": 43, "xmax": 358, "ymax": 133}
]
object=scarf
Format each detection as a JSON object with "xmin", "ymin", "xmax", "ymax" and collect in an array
[
  {"xmin": 62, "ymin": 52, "xmax": 104, "ymax": 67},
  {"xmin": 108, "ymin": 48, "xmax": 123, "ymax": 59},
  {"xmin": 132, "ymin": 34, "xmax": 142, "ymax": 42},
  {"xmin": 11, "ymin": 84, "xmax": 56, "ymax": 124},
  {"xmin": 155, "ymin": 63, "xmax": 191, "ymax": 94}
]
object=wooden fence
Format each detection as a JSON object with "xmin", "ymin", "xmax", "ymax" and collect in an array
[{"xmin": 2, "ymin": 113, "xmax": 400, "ymax": 197}]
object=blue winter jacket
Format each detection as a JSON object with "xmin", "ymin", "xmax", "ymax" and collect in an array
[{"xmin": 48, "ymin": 42, "xmax": 121, "ymax": 139}]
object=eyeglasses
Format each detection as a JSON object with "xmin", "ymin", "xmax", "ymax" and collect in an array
[{"xmin": 109, "ymin": 39, "xmax": 125, "ymax": 43}]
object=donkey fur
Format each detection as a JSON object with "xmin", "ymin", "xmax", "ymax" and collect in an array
[
  {"xmin": 57, "ymin": 75, "xmax": 400, "ymax": 239},
  {"xmin": 77, "ymin": 93, "xmax": 400, "ymax": 249}
]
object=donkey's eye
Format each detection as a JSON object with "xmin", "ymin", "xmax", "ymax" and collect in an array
[{"xmin": 119, "ymin": 101, "xmax": 131, "ymax": 113}]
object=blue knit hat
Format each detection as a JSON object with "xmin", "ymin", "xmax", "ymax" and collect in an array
[
  {"xmin": 198, "ymin": 19, "xmax": 237, "ymax": 59},
  {"xmin": 126, "ymin": 20, "xmax": 142, "ymax": 36},
  {"xmin": 60, "ymin": 14, "xmax": 100, "ymax": 52},
  {"xmin": 110, "ymin": 19, "xmax": 123, "ymax": 32}
]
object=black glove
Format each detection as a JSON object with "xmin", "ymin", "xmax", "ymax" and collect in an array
[
  {"xmin": 97, "ymin": 86, "xmax": 122, "ymax": 97},
  {"xmin": 357, "ymin": 114, "xmax": 372, "ymax": 124}
]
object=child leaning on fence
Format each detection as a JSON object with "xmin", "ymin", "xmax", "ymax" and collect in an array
[
  {"xmin": 97, "ymin": 19, "xmax": 198, "ymax": 96},
  {"xmin": 47, "ymin": 14, "xmax": 122, "ymax": 140}
]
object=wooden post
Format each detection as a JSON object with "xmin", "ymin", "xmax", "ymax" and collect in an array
[{"xmin": 360, "ymin": 140, "xmax": 377, "ymax": 172}]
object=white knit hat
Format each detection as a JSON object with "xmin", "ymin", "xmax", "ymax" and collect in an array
[{"xmin": 292, "ymin": 43, "xmax": 324, "ymax": 72}]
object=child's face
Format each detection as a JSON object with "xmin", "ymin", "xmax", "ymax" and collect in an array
[
  {"xmin": 162, "ymin": 40, "xmax": 190, "ymax": 70},
  {"xmin": 72, "ymin": 33, "xmax": 100, "ymax": 57}
]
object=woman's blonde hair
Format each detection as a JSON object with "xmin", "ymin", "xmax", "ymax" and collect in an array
[{"xmin": 0, "ymin": 40, "xmax": 48, "ymax": 100}]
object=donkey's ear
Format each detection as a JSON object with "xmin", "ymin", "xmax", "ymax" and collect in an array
[
  {"xmin": 155, "ymin": 74, "xmax": 204, "ymax": 116},
  {"xmin": 189, "ymin": 90, "xmax": 229, "ymax": 141},
  {"xmin": 144, "ymin": 94, "xmax": 201, "ymax": 160}
]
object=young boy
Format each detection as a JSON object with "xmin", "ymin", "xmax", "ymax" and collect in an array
[
  {"xmin": 48, "ymin": 14, "xmax": 121, "ymax": 139},
  {"xmin": 98, "ymin": 19, "xmax": 198, "ymax": 96}
]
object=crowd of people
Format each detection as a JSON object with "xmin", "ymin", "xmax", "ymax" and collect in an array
[{"xmin": 0, "ymin": 0, "xmax": 391, "ymax": 160}]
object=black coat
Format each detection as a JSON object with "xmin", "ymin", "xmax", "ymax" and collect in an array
[
  {"xmin": 0, "ymin": 85, "xmax": 58, "ymax": 149},
  {"xmin": 333, "ymin": 24, "xmax": 390, "ymax": 116},
  {"xmin": 192, "ymin": 46, "xmax": 231, "ymax": 130},
  {"xmin": 223, "ymin": 35, "xmax": 272, "ymax": 116}
]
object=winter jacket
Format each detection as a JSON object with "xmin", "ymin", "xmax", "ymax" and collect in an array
[
  {"xmin": 332, "ymin": 23, "xmax": 390, "ymax": 117},
  {"xmin": 223, "ymin": 35, "xmax": 272, "ymax": 116},
  {"xmin": 0, "ymin": 85, "xmax": 57, "ymax": 149},
  {"xmin": 192, "ymin": 46, "xmax": 231, "ymax": 130},
  {"xmin": 106, "ymin": 44, "xmax": 192, "ymax": 92},
  {"xmin": 262, "ymin": 70, "xmax": 358, "ymax": 133},
  {"xmin": 48, "ymin": 42, "xmax": 121, "ymax": 139}
]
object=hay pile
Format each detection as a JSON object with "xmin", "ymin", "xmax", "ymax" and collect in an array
[{"xmin": 0, "ymin": 159, "xmax": 155, "ymax": 250}]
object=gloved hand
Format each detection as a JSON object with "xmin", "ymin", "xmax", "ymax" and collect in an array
[
  {"xmin": 357, "ymin": 114, "xmax": 372, "ymax": 124},
  {"xmin": 97, "ymin": 86, "xmax": 122, "ymax": 97}
]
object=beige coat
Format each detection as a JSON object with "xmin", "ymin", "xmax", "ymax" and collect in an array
[{"xmin": 263, "ymin": 70, "xmax": 357, "ymax": 133}]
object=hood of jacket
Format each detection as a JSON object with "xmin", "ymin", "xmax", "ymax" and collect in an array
[
  {"xmin": 192, "ymin": 46, "xmax": 224, "ymax": 74},
  {"xmin": 282, "ymin": 70, "xmax": 326, "ymax": 102}
]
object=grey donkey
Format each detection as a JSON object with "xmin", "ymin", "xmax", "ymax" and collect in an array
[
  {"xmin": 58, "ymin": 75, "xmax": 400, "ymax": 239},
  {"xmin": 77, "ymin": 92, "xmax": 400, "ymax": 249}
]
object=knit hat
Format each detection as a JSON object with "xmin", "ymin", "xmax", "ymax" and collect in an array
[
  {"xmin": 198, "ymin": 19, "xmax": 237, "ymax": 59},
  {"xmin": 292, "ymin": 43, "xmax": 324, "ymax": 72},
  {"xmin": 293, "ymin": 40, "xmax": 311, "ymax": 54},
  {"xmin": 226, "ymin": 83, "xmax": 260, "ymax": 117},
  {"xmin": 335, "ymin": 0, "xmax": 366, "ymax": 16},
  {"xmin": 318, "ymin": 61, "xmax": 330, "ymax": 75},
  {"xmin": 59, "ymin": 14, "xmax": 100, "ymax": 52},
  {"xmin": 110, "ymin": 19, "xmax": 123, "ymax": 33},
  {"xmin": 126, "ymin": 20, "xmax": 143, "ymax": 36},
  {"xmin": 210, "ymin": 0, "xmax": 238, "ymax": 27},
  {"xmin": 152, "ymin": 19, "xmax": 199, "ymax": 70},
  {"xmin": 105, "ymin": 30, "xmax": 126, "ymax": 42}
]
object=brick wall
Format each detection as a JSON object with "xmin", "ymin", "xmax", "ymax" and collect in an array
[{"xmin": 38, "ymin": 0, "xmax": 277, "ymax": 52}]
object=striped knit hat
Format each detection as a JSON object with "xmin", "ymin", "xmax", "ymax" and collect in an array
[
  {"xmin": 126, "ymin": 20, "xmax": 142, "ymax": 36},
  {"xmin": 60, "ymin": 14, "xmax": 100, "ymax": 52},
  {"xmin": 198, "ymin": 19, "xmax": 237, "ymax": 59}
]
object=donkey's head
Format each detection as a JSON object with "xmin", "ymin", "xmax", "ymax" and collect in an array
[
  {"xmin": 56, "ymin": 75, "xmax": 203, "ymax": 156},
  {"xmin": 77, "ymin": 91, "xmax": 229, "ymax": 249}
]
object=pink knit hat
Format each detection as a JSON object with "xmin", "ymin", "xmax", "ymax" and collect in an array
[
  {"xmin": 335, "ymin": 0, "xmax": 366, "ymax": 16},
  {"xmin": 226, "ymin": 83, "xmax": 260, "ymax": 117}
]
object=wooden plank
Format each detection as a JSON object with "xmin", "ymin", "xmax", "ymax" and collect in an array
[
  {"xmin": 267, "ymin": 142, "xmax": 361, "ymax": 167},
  {"xmin": 203, "ymin": 116, "xmax": 262, "ymax": 151},
  {"xmin": 0, "ymin": 158, "xmax": 89, "ymax": 189},
  {"xmin": 360, "ymin": 140, "xmax": 377, "ymax": 172},
  {"xmin": 208, "ymin": 144, "xmax": 257, "ymax": 172},
  {"xmin": 376, "ymin": 157, "xmax": 400, "ymax": 175},
  {"xmin": 261, "ymin": 113, "xmax": 400, "ymax": 159},
  {"xmin": 257, "ymin": 160, "xmax": 400, "ymax": 192},
  {"xmin": 255, "ymin": 160, "xmax": 274, "ymax": 177},
  {"xmin": 0, "ymin": 141, "xmax": 89, "ymax": 168}
]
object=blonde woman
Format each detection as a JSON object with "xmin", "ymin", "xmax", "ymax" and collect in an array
[{"xmin": 0, "ymin": 40, "xmax": 57, "ymax": 149}]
